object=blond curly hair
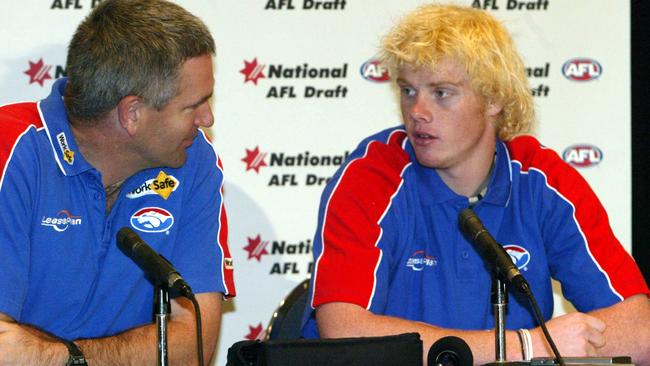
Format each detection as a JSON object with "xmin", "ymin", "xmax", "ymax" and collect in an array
[{"xmin": 380, "ymin": 3, "xmax": 535, "ymax": 140}]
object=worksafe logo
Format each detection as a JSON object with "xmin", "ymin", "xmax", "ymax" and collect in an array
[
  {"xmin": 244, "ymin": 234, "xmax": 270, "ymax": 262},
  {"xmin": 56, "ymin": 132, "xmax": 75, "ymax": 165},
  {"xmin": 562, "ymin": 144, "xmax": 603, "ymax": 168},
  {"xmin": 360, "ymin": 59, "xmax": 390, "ymax": 82},
  {"xmin": 41, "ymin": 210, "xmax": 82, "ymax": 232},
  {"xmin": 240, "ymin": 58, "xmax": 266, "ymax": 85},
  {"xmin": 126, "ymin": 171, "xmax": 180, "ymax": 200},
  {"xmin": 24, "ymin": 58, "xmax": 53, "ymax": 87},
  {"xmin": 562, "ymin": 58, "xmax": 602, "ymax": 81},
  {"xmin": 242, "ymin": 146, "xmax": 268, "ymax": 173},
  {"xmin": 224, "ymin": 257, "xmax": 234, "ymax": 270}
]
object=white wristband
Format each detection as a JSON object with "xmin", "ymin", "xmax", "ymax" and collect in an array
[{"xmin": 518, "ymin": 328, "xmax": 534, "ymax": 361}]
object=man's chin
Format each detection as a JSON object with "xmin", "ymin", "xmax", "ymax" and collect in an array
[
  {"xmin": 161, "ymin": 151, "xmax": 187, "ymax": 169},
  {"xmin": 414, "ymin": 150, "xmax": 442, "ymax": 169}
]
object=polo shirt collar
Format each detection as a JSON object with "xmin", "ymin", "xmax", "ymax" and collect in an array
[
  {"xmin": 38, "ymin": 77, "xmax": 94, "ymax": 177},
  {"xmin": 480, "ymin": 140, "xmax": 512, "ymax": 207},
  {"xmin": 404, "ymin": 138, "xmax": 512, "ymax": 207}
]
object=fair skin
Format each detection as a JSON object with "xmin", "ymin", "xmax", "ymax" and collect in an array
[
  {"xmin": 0, "ymin": 55, "xmax": 222, "ymax": 365},
  {"xmin": 316, "ymin": 60, "xmax": 650, "ymax": 365},
  {"xmin": 72, "ymin": 54, "xmax": 215, "ymax": 189}
]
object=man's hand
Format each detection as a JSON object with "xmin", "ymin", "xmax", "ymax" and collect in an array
[
  {"xmin": 531, "ymin": 311, "xmax": 606, "ymax": 357},
  {"xmin": 0, "ymin": 318, "xmax": 68, "ymax": 366},
  {"xmin": 0, "ymin": 292, "xmax": 223, "ymax": 366},
  {"xmin": 529, "ymin": 294, "xmax": 650, "ymax": 364}
]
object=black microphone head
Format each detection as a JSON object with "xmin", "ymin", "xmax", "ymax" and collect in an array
[
  {"xmin": 428, "ymin": 336, "xmax": 473, "ymax": 366},
  {"xmin": 116, "ymin": 227, "xmax": 141, "ymax": 256},
  {"xmin": 458, "ymin": 208, "xmax": 481, "ymax": 237},
  {"xmin": 116, "ymin": 226, "xmax": 193, "ymax": 297}
]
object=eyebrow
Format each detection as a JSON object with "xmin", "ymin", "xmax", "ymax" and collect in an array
[
  {"xmin": 185, "ymin": 92, "xmax": 213, "ymax": 109},
  {"xmin": 395, "ymin": 77, "xmax": 463, "ymax": 87}
]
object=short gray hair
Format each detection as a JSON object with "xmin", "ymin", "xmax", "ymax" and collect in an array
[{"xmin": 64, "ymin": 0, "xmax": 216, "ymax": 123}]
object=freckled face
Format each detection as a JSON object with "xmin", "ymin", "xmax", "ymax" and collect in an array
[{"xmin": 397, "ymin": 59, "xmax": 498, "ymax": 172}]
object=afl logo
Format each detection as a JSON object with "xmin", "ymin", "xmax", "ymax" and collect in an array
[
  {"xmin": 130, "ymin": 207, "xmax": 174, "ymax": 233},
  {"xmin": 360, "ymin": 59, "xmax": 390, "ymax": 82},
  {"xmin": 562, "ymin": 58, "xmax": 602, "ymax": 81},
  {"xmin": 562, "ymin": 144, "xmax": 603, "ymax": 168},
  {"xmin": 503, "ymin": 245, "xmax": 530, "ymax": 270}
]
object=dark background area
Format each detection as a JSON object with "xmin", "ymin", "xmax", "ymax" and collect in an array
[{"xmin": 632, "ymin": 0, "xmax": 649, "ymax": 285}]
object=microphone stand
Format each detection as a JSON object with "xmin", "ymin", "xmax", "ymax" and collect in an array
[
  {"xmin": 484, "ymin": 271, "xmax": 528, "ymax": 366},
  {"xmin": 155, "ymin": 285, "xmax": 171, "ymax": 366},
  {"xmin": 493, "ymin": 273, "xmax": 508, "ymax": 363}
]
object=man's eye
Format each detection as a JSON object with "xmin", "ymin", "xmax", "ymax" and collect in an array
[
  {"xmin": 401, "ymin": 87, "xmax": 416, "ymax": 97},
  {"xmin": 434, "ymin": 89, "xmax": 449, "ymax": 98}
]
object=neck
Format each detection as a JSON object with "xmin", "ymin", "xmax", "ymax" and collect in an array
[
  {"xmin": 437, "ymin": 134, "xmax": 497, "ymax": 198},
  {"xmin": 69, "ymin": 114, "xmax": 142, "ymax": 187}
]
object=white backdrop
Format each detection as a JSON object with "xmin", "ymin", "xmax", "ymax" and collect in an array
[{"xmin": 0, "ymin": 1, "xmax": 631, "ymax": 365}]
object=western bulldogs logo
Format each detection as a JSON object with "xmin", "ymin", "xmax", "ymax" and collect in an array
[
  {"xmin": 130, "ymin": 207, "xmax": 174, "ymax": 233},
  {"xmin": 503, "ymin": 245, "xmax": 530, "ymax": 270}
]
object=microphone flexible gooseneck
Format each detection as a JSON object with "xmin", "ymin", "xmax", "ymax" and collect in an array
[
  {"xmin": 117, "ymin": 227, "xmax": 193, "ymax": 298},
  {"xmin": 458, "ymin": 208, "xmax": 565, "ymax": 366},
  {"xmin": 458, "ymin": 209, "xmax": 530, "ymax": 294},
  {"xmin": 116, "ymin": 227, "xmax": 203, "ymax": 366}
]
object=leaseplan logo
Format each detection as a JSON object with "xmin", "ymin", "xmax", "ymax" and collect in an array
[
  {"xmin": 406, "ymin": 250, "xmax": 438, "ymax": 271},
  {"xmin": 130, "ymin": 207, "xmax": 174, "ymax": 233},
  {"xmin": 24, "ymin": 58, "xmax": 53, "ymax": 86},
  {"xmin": 41, "ymin": 210, "xmax": 82, "ymax": 232},
  {"xmin": 240, "ymin": 58, "xmax": 266, "ymax": 85},
  {"xmin": 242, "ymin": 146, "xmax": 268, "ymax": 173},
  {"xmin": 562, "ymin": 58, "xmax": 602, "ymax": 81},
  {"xmin": 562, "ymin": 144, "xmax": 603, "ymax": 168},
  {"xmin": 126, "ymin": 171, "xmax": 180, "ymax": 200},
  {"xmin": 56, "ymin": 132, "xmax": 75, "ymax": 165},
  {"xmin": 360, "ymin": 58, "xmax": 390, "ymax": 82}
]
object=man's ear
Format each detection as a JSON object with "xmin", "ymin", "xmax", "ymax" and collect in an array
[
  {"xmin": 116, "ymin": 95, "xmax": 144, "ymax": 136},
  {"xmin": 485, "ymin": 99, "xmax": 503, "ymax": 117}
]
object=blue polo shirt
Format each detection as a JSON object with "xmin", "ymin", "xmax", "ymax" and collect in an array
[
  {"xmin": 302, "ymin": 126, "xmax": 647, "ymax": 337},
  {"xmin": 0, "ymin": 78, "xmax": 236, "ymax": 340}
]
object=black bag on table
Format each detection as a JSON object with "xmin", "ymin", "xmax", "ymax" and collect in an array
[{"xmin": 226, "ymin": 332, "xmax": 422, "ymax": 366}]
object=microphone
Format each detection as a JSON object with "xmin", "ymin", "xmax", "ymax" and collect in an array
[
  {"xmin": 117, "ymin": 227, "xmax": 193, "ymax": 298},
  {"xmin": 428, "ymin": 336, "xmax": 473, "ymax": 366},
  {"xmin": 458, "ymin": 208, "xmax": 530, "ymax": 294}
]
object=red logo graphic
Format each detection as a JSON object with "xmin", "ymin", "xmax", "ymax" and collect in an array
[
  {"xmin": 242, "ymin": 146, "xmax": 268, "ymax": 173},
  {"xmin": 244, "ymin": 234, "xmax": 270, "ymax": 262},
  {"xmin": 240, "ymin": 58, "xmax": 266, "ymax": 85},
  {"xmin": 562, "ymin": 58, "xmax": 602, "ymax": 81},
  {"xmin": 245, "ymin": 323, "xmax": 265, "ymax": 340},
  {"xmin": 360, "ymin": 59, "xmax": 390, "ymax": 82},
  {"xmin": 24, "ymin": 58, "xmax": 52, "ymax": 86},
  {"xmin": 562, "ymin": 144, "xmax": 603, "ymax": 168}
]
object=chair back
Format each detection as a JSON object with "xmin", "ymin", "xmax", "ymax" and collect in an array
[{"xmin": 264, "ymin": 278, "xmax": 310, "ymax": 340}]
